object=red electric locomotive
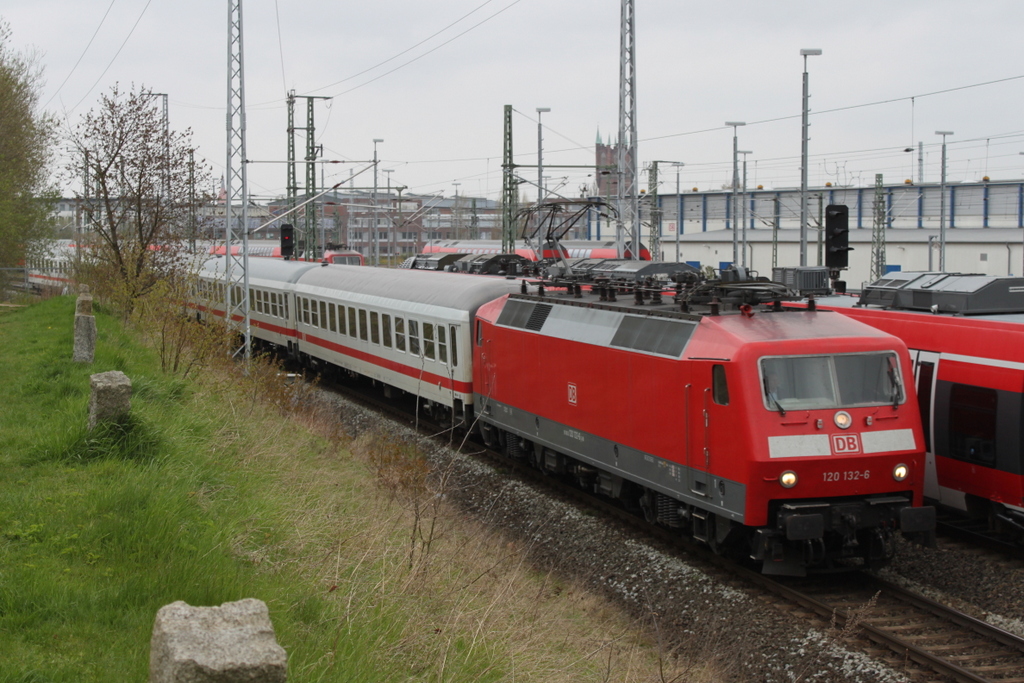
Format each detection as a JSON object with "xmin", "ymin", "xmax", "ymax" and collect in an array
[
  {"xmin": 806, "ymin": 272, "xmax": 1024, "ymax": 542},
  {"xmin": 473, "ymin": 285, "xmax": 935, "ymax": 575}
]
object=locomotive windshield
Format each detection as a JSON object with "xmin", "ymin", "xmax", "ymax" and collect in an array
[{"xmin": 761, "ymin": 352, "xmax": 904, "ymax": 411}]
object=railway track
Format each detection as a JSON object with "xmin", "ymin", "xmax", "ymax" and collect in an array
[{"xmin": 323, "ymin": 373, "xmax": 1024, "ymax": 683}]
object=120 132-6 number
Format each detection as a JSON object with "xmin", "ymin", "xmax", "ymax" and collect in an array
[{"xmin": 823, "ymin": 470, "xmax": 870, "ymax": 482}]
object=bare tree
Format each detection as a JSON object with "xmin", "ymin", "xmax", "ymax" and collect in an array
[{"xmin": 67, "ymin": 83, "xmax": 213, "ymax": 314}]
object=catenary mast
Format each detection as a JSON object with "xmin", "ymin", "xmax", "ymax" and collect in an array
[
  {"xmin": 225, "ymin": 0, "xmax": 250, "ymax": 360},
  {"xmin": 616, "ymin": 0, "xmax": 639, "ymax": 259}
]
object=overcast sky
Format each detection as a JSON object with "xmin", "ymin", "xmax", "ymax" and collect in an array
[{"xmin": 7, "ymin": 0, "xmax": 1024, "ymax": 202}]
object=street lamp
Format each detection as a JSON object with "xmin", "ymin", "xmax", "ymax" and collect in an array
[
  {"xmin": 725, "ymin": 121, "xmax": 746, "ymax": 266},
  {"xmin": 739, "ymin": 150, "xmax": 753, "ymax": 268},
  {"xmin": 536, "ymin": 107, "xmax": 550, "ymax": 261},
  {"xmin": 452, "ymin": 181, "xmax": 461, "ymax": 240},
  {"xmin": 671, "ymin": 162, "xmax": 684, "ymax": 263},
  {"xmin": 800, "ymin": 48, "xmax": 822, "ymax": 267},
  {"xmin": 936, "ymin": 130, "xmax": 953, "ymax": 271},
  {"xmin": 384, "ymin": 168, "xmax": 393, "ymax": 261},
  {"xmin": 372, "ymin": 138, "xmax": 383, "ymax": 265}
]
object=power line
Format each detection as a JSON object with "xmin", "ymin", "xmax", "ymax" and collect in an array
[
  {"xmin": 70, "ymin": 0, "xmax": 155, "ymax": 113},
  {"xmin": 43, "ymin": 0, "xmax": 118, "ymax": 109}
]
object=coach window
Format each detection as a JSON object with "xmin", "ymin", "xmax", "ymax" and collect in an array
[
  {"xmin": 370, "ymin": 312, "xmax": 380, "ymax": 344},
  {"xmin": 423, "ymin": 323, "xmax": 436, "ymax": 360},
  {"xmin": 301, "ymin": 298, "xmax": 310, "ymax": 325},
  {"xmin": 319, "ymin": 301, "xmax": 328, "ymax": 330},
  {"xmin": 437, "ymin": 325, "xmax": 447, "ymax": 364},
  {"xmin": 329, "ymin": 303, "xmax": 337, "ymax": 333},
  {"xmin": 712, "ymin": 365, "xmax": 729, "ymax": 406},
  {"xmin": 337, "ymin": 305, "xmax": 346, "ymax": 335},
  {"xmin": 395, "ymin": 317, "xmax": 406, "ymax": 352},
  {"xmin": 382, "ymin": 314, "xmax": 393, "ymax": 348},
  {"xmin": 270, "ymin": 293, "xmax": 278, "ymax": 318},
  {"xmin": 949, "ymin": 384, "xmax": 997, "ymax": 465},
  {"xmin": 408, "ymin": 320, "xmax": 421, "ymax": 356},
  {"xmin": 358, "ymin": 309, "xmax": 368, "ymax": 342},
  {"xmin": 348, "ymin": 306, "xmax": 357, "ymax": 338},
  {"xmin": 450, "ymin": 326, "xmax": 458, "ymax": 367},
  {"xmin": 310, "ymin": 300, "xmax": 320, "ymax": 328}
]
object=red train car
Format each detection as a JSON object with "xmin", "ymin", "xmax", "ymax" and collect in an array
[
  {"xmin": 473, "ymin": 291, "xmax": 934, "ymax": 575},
  {"xmin": 209, "ymin": 240, "xmax": 364, "ymax": 265},
  {"xmin": 422, "ymin": 239, "xmax": 650, "ymax": 262},
  {"xmin": 807, "ymin": 272, "xmax": 1024, "ymax": 540}
]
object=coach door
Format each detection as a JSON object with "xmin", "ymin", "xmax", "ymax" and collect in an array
[{"xmin": 913, "ymin": 350, "xmax": 940, "ymax": 499}]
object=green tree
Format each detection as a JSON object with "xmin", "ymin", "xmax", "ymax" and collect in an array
[
  {"xmin": 68, "ymin": 83, "xmax": 213, "ymax": 315},
  {"xmin": 0, "ymin": 22, "xmax": 57, "ymax": 285}
]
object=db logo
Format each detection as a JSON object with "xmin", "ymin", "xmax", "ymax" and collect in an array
[
  {"xmin": 831, "ymin": 433, "xmax": 861, "ymax": 454},
  {"xmin": 567, "ymin": 382, "xmax": 578, "ymax": 406}
]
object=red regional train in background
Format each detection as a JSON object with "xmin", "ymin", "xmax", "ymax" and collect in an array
[
  {"xmin": 421, "ymin": 239, "xmax": 651, "ymax": 262},
  {"xmin": 208, "ymin": 240, "xmax": 364, "ymax": 265},
  {"xmin": 196, "ymin": 256, "xmax": 935, "ymax": 575},
  {"xmin": 801, "ymin": 271, "xmax": 1024, "ymax": 542}
]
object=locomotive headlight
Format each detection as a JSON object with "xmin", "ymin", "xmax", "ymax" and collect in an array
[
  {"xmin": 779, "ymin": 471, "xmax": 798, "ymax": 488},
  {"xmin": 834, "ymin": 411, "xmax": 852, "ymax": 430},
  {"xmin": 893, "ymin": 463, "xmax": 909, "ymax": 482}
]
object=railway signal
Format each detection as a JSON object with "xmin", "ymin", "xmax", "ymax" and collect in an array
[{"xmin": 280, "ymin": 224, "xmax": 295, "ymax": 259}]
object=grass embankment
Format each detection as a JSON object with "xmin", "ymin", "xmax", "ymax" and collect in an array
[{"xmin": 0, "ymin": 297, "xmax": 689, "ymax": 682}]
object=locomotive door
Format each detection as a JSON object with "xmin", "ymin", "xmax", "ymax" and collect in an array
[
  {"xmin": 913, "ymin": 350, "xmax": 940, "ymax": 500},
  {"xmin": 691, "ymin": 386, "xmax": 712, "ymax": 497}
]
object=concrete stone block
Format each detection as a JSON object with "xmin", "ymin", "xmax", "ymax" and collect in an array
[
  {"xmin": 73, "ymin": 313, "xmax": 97, "ymax": 363},
  {"xmin": 150, "ymin": 599, "xmax": 287, "ymax": 683},
  {"xmin": 88, "ymin": 370, "xmax": 131, "ymax": 429},
  {"xmin": 75, "ymin": 293, "xmax": 93, "ymax": 316}
]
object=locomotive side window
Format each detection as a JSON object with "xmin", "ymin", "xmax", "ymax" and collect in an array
[
  {"xmin": 949, "ymin": 384, "xmax": 997, "ymax": 465},
  {"xmin": 358, "ymin": 309, "xmax": 368, "ymax": 342},
  {"xmin": 382, "ymin": 314, "xmax": 392, "ymax": 348},
  {"xmin": 712, "ymin": 365, "xmax": 729, "ymax": 405},
  {"xmin": 370, "ymin": 312, "xmax": 380, "ymax": 345},
  {"xmin": 395, "ymin": 317, "xmax": 406, "ymax": 352},
  {"xmin": 408, "ymin": 320, "xmax": 421, "ymax": 356},
  {"xmin": 423, "ymin": 323, "xmax": 436, "ymax": 360}
]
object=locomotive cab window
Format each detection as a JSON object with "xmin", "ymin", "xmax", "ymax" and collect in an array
[{"xmin": 760, "ymin": 352, "xmax": 904, "ymax": 411}]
